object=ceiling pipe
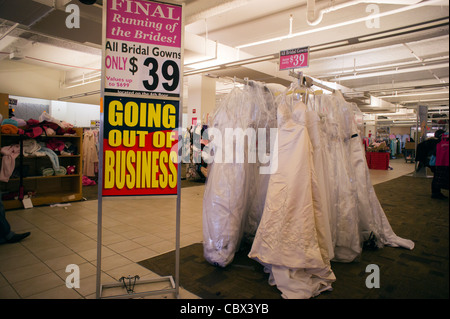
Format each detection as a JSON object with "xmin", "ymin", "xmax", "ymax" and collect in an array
[
  {"xmin": 0, "ymin": 23, "xmax": 19, "ymax": 42},
  {"xmin": 306, "ymin": 0, "xmax": 424, "ymax": 26}
]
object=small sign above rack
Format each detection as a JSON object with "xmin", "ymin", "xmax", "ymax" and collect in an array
[{"xmin": 279, "ymin": 46, "xmax": 309, "ymax": 70}]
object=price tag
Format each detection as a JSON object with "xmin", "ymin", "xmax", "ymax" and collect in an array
[
  {"xmin": 279, "ymin": 47, "xmax": 309, "ymax": 71},
  {"xmin": 104, "ymin": 40, "xmax": 181, "ymax": 97}
]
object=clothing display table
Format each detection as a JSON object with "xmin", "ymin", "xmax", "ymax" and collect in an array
[{"xmin": 366, "ymin": 152, "xmax": 390, "ymax": 170}]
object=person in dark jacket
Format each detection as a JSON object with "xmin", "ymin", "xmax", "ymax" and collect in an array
[
  {"xmin": 0, "ymin": 199, "xmax": 31, "ymax": 244},
  {"xmin": 416, "ymin": 129, "xmax": 447, "ymax": 199}
]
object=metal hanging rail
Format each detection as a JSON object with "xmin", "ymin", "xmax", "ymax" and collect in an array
[{"xmin": 289, "ymin": 70, "xmax": 336, "ymax": 93}]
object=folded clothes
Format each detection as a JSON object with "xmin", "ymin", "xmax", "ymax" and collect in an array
[
  {"xmin": 25, "ymin": 126, "xmax": 44, "ymax": 138},
  {"xmin": 23, "ymin": 139, "xmax": 41, "ymax": 156},
  {"xmin": 45, "ymin": 127, "xmax": 56, "ymax": 136},
  {"xmin": 54, "ymin": 166, "xmax": 67, "ymax": 176},
  {"xmin": 61, "ymin": 141, "xmax": 78, "ymax": 155},
  {"xmin": 39, "ymin": 111, "xmax": 74, "ymax": 130},
  {"xmin": 1, "ymin": 124, "xmax": 18, "ymax": 134},
  {"xmin": 11, "ymin": 117, "xmax": 27, "ymax": 127},
  {"xmin": 46, "ymin": 139, "xmax": 65, "ymax": 152},
  {"xmin": 38, "ymin": 144, "xmax": 60, "ymax": 171},
  {"xmin": 2, "ymin": 118, "xmax": 18, "ymax": 127},
  {"xmin": 41, "ymin": 167, "xmax": 54, "ymax": 176}
]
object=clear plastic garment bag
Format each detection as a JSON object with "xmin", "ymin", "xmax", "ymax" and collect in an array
[
  {"xmin": 334, "ymin": 92, "xmax": 415, "ymax": 251},
  {"xmin": 202, "ymin": 81, "xmax": 277, "ymax": 267},
  {"xmin": 249, "ymin": 81, "xmax": 336, "ymax": 299},
  {"xmin": 202, "ymin": 79, "xmax": 414, "ymax": 298}
]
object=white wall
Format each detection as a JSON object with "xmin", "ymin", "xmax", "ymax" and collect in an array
[
  {"xmin": 50, "ymin": 101, "xmax": 100, "ymax": 128},
  {"xmin": 0, "ymin": 59, "xmax": 101, "ymax": 105},
  {"xmin": 0, "ymin": 60, "xmax": 62, "ymax": 100},
  {"xmin": 0, "ymin": 59, "xmax": 101, "ymax": 127}
]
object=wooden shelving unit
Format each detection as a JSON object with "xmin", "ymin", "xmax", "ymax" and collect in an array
[{"xmin": 0, "ymin": 127, "xmax": 83, "ymax": 210}]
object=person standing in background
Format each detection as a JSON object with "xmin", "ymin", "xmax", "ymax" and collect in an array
[{"xmin": 0, "ymin": 199, "xmax": 31, "ymax": 244}]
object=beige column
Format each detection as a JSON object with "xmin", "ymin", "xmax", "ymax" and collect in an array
[{"xmin": 187, "ymin": 74, "xmax": 216, "ymax": 128}]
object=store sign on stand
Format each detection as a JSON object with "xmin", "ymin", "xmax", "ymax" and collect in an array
[
  {"xmin": 104, "ymin": 0, "xmax": 182, "ymax": 97},
  {"xmin": 279, "ymin": 46, "xmax": 309, "ymax": 70},
  {"xmin": 102, "ymin": 0, "xmax": 182, "ymax": 196},
  {"xmin": 97, "ymin": 0, "xmax": 184, "ymax": 299},
  {"xmin": 102, "ymin": 95, "xmax": 179, "ymax": 196}
]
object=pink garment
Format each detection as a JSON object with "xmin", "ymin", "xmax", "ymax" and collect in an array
[
  {"xmin": 25, "ymin": 126, "xmax": 43, "ymax": 138},
  {"xmin": 82, "ymin": 175, "xmax": 96, "ymax": 186},
  {"xmin": 83, "ymin": 130, "xmax": 98, "ymax": 177},
  {"xmin": 436, "ymin": 137, "xmax": 449, "ymax": 167},
  {"xmin": 0, "ymin": 144, "xmax": 21, "ymax": 182},
  {"xmin": 46, "ymin": 139, "xmax": 65, "ymax": 152}
]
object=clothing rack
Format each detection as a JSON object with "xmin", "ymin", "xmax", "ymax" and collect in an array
[
  {"xmin": 227, "ymin": 76, "xmax": 271, "ymax": 92},
  {"xmin": 289, "ymin": 70, "xmax": 336, "ymax": 93},
  {"xmin": 233, "ymin": 76, "xmax": 249, "ymax": 85}
]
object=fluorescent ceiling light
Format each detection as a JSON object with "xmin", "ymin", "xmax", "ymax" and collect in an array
[
  {"xmin": 329, "ymin": 63, "xmax": 449, "ymax": 81},
  {"xmin": 315, "ymin": 56, "xmax": 449, "ymax": 79},
  {"xmin": 64, "ymin": 78, "xmax": 101, "ymax": 89},
  {"xmin": 236, "ymin": 0, "xmax": 444, "ymax": 49},
  {"xmin": 378, "ymin": 91, "xmax": 449, "ymax": 98},
  {"xmin": 400, "ymin": 98, "xmax": 450, "ymax": 103},
  {"xmin": 311, "ymin": 41, "xmax": 350, "ymax": 51},
  {"xmin": 224, "ymin": 55, "xmax": 277, "ymax": 67},
  {"xmin": 185, "ymin": 66, "xmax": 221, "ymax": 76}
]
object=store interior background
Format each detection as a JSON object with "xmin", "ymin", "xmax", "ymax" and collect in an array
[
  {"xmin": 0, "ymin": 0, "xmax": 448, "ymax": 299},
  {"xmin": 0, "ymin": 0, "xmax": 448, "ymax": 137}
]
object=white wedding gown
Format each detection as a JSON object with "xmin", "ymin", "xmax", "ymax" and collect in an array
[{"xmin": 249, "ymin": 98, "xmax": 336, "ymax": 299}]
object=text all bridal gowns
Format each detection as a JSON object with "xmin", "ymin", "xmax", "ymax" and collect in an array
[{"xmin": 248, "ymin": 99, "xmax": 335, "ymax": 299}]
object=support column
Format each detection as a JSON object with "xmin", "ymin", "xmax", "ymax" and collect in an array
[{"xmin": 187, "ymin": 74, "xmax": 216, "ymax": 128}]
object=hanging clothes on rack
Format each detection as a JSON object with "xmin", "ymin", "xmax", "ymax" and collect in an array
[
  {"xmin": 202, "ymin": 72, "xmax": 414, "ymax": 299},
  {"xmin": 202, "ymin": 86, "xmax": 254, "ymax": 267},
  {"xmin": 249, "ymin": 88, "xmax": 335, "ymax": 299},
  {"xmin": 83, "ymin": 129, "xmax": 99, "ymax": 177},
  {"xmin": 305, "ymin": 95, "xmax": 334, "ymax": 261},
  {"xmin": 203, "ymin": 80, "xmax": 277, "ymax": 267},
  {"xmin": 332, "ymin": 91, "xmax": 415, "ymax": 251},
  {"xmin": 319, "ymin": 93, "xmax": 362, "ymax": 262}
]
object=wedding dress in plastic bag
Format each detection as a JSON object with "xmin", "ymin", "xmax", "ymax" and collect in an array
[
  {"xmin": 203, "ymin": 82, "xmax": 276, "ymax": 267},
  {"xmin": 333, "ymin": 91, "xmax": 415, "ymax": 250},
  {"xmin": 202, "ymin": 87, "xmax": 251, "ymax": 267},
  {"xmin": 320, "ymin": 94, "xmax": 363, "ymax": 262},
  {"xmin": 305, "ymin": 103, "xmax": 334, "ymax": 260},
  {"xmin": 244, "ymin": 84, "xmax": 279, "ymax": 240},
  {"xmin": 249, "ymin": 97, "xmax": 335, "ymax": 299}
]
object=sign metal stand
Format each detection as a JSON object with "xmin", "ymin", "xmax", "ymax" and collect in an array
[{"xmin": 96, "ymin": 0, "xmax": 184, "ymax": 299}]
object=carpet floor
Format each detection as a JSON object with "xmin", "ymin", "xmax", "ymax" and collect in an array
[{"xmin": 140, "ymin": 174, "xmax": 449, "ymax": 299}]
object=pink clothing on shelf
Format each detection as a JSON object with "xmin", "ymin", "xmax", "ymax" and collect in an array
[
  {"xmin": 0, "ymin": 144, "xmax": 20, "ymax": 182},
  {"xmin": 46, "ymin": 139, "xmax": 65, "ymax": 152}
]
